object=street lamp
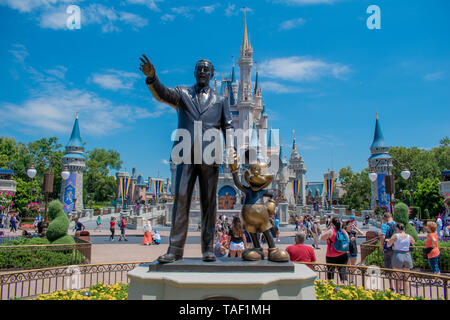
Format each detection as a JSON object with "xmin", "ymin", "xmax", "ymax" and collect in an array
[
  {"xmin": 28, "ymin": 160, "xmax": 70, "ymax": 235},
  {"xmin": 27, "ymin": 164, "xmax": 37, "ymax": 203},
  {"xmin": 368, "ymin": 165, "xmax": 411, "ymax": 213}
]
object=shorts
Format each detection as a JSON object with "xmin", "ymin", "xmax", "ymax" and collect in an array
[
  {"xmin": 383, "ymin": 250, "xmax": 394, "ymax": 269},
  {"xmin": 392, "ymin": 251, "xmax": 413, "ymax": 269},
  {"xmin": 120, "ymin": 228, "xmax": 126, "ymax": 235},
  {"xmin": 348, "ymin": 253, "xmax": 358, "ymax": 259},
  {"xmin": 229, "ymin": 241, "xmax": 245, "ymax": 251}
]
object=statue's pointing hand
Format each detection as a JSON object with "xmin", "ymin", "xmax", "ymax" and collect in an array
[{"xmin": 139, "ymin": 54, "xmax": 155, "ymax": 78}]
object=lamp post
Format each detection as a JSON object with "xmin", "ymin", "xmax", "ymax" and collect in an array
[
  {"xmin": 26, "ymin": 165, "xmax": 37, "ymax": 203},
  {"xmin": 369, "ymin": 160, "xmax": 411, "ymax": 213},
  {"xmin": 28, "ymin": 160, "xmax": 70, "ymax": 236}
]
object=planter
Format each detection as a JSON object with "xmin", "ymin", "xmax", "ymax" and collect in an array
[
  {"xmin": 79, "ymin": 231, "xmax": 90, "ymax": 242},
  {"xmin": 94, "ymin": 210, "xmax": 100, "ymax": 216}
]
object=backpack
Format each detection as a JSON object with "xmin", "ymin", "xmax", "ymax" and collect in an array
[
  {"xmin": 333, "ymin": 229, "xmax": 349, "ymax": 253},
  {"xmin": 383, "ymin": 222, "xmax": 396, "ymax": 251}
]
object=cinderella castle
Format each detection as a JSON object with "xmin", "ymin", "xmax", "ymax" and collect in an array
[{"xmin": 168, "ymin": 11, "xmax": 337, "ymax": 210}]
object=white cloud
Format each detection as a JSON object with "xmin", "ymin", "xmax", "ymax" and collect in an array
[
  {"xmin": 259, "ymin": 56, "xmax": 350, "ymax": 82},
  {"xmin": 2, "ymin": 2, "xmax": 148, "ymax": 32},
  {"xmin": 225, "ymin": 3, "xmax": 252, "ymax": 17},
  {"xmin": 0, "ymin": 0, "xmax": 76, "ymax": 13},
  {"xmin": 161, "ymin": 159, "xmax": 169, "ymax": 165},
  {"xmin": 261, "ymin": 81, "xmax": 302, "ymax": 94},
  {"xmin": 90, "ymin": 69, "xmax": 140, "ymax": 91},
  {"xmin": 273, "ymin": 0, "xmax": 335, "ymax": 5},
  {"xmin": 424, "ymin": 71, "xmax": 445, "ymax": 81},
  {"xmin": 45, "ymin": 66, "xmax": 68, "ymax": 80},
  {"xmin": 1, "ymin": 44, "xmax": 169, "ymax": 136},
  {"xmin": 161, "ymin": 13, "xmax": 175, "ymax": 22},
  {"xmin": 125, "ymin": 0, "xmax": 164, "ymax": 12},
  {"xmin": 279, "ymin": 17, "xmax": 306, "ymax": 31}
]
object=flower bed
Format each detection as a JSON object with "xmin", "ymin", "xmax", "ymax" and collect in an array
[
  {"xmin": 314, "ymin": 279, "xmax": 424, "ymax": 300},
  {"xmin": 34, "ymin": 280, "xmax": 423, "ymax": 300},
  {"xmin": 36, "ymin": 282, "xmax": 128, "ymax": 300}
]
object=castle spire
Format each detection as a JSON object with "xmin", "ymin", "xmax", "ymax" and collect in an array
[
  {"xmin": 370, "ymin": 113, "xmax": 386, "ymax": 150},
  {"xmin": 67, "ymin": 113, "xmax": 83, "ymax": 148},
  {"xmin": 241, "ymin": 7, "xmax": 251, "ymax": 53}
]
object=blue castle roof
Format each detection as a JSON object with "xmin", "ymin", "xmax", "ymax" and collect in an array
[
  {"xmin": 370, "ymin": 116, "xmax": 386, "ymax": 150},
  {"xmin": 67, "ymin": 116, "xmax": 83, "ymax": 148}
]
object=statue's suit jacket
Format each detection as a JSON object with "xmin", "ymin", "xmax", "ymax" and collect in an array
[
  {"xmin": 146, "ymin": 76, "xmax": 234, "ymax": 256},
  {"xmin": 147, "ymin": 76, "xmax": 234, "ymax": 164}
]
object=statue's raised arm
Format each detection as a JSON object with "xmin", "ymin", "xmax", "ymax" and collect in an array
[{"xmin": 139, "ymin": 54, "xmax": 180, "ymax": 109}]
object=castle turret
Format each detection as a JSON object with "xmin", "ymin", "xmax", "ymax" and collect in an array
[
  {"xmin": 60, "ymin": 113, "xmax": 86, "ymax": 213},
  {"xmin": 368, "ymin": 114, "xmax": 393, "ymax": 209}
]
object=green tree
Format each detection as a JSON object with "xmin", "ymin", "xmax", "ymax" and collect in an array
[
  {"xmin": 414, "ymin": 178, "xmax": 445, "ymax": 218},
  {"xmin": 338, "ymin": 166, "xmax": 371, "ymax": 210},
  {"xmin": 84, "ymin": 148, "xmax": 122, "ymax": 203}
]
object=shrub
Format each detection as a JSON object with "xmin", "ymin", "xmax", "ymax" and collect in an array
[
  {"xmin": 36, "ymin": 282, "xmax": 129, "ymax": 300},
  {"xmin": 46, "ymin": 200, "xmax": 73, "ymax": 244},
  {"xmin": 0, "ymin": 238, "xmax": 83, "ymax": 270},
  {"xmin": 394, "ymin": 202, "xmax": 418, "ymax": 241}
]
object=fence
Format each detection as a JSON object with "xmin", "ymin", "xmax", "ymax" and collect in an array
[
  {"xmin": 0, "ymin": 262, "xmax": 142, "ymax": 300},
  {"xmin": 0, "ymin": 237, "xmax": 91, "ymax": 272},
  {"xmin": 1, "ymin": 261, "xmax": 448, "ymax": 300},
  {"xmin": 298, "ymin": 262, "xmax": 449, "ymax": 300},
  {"xmin": 360, "ymin": 238, "xmax": 450, "ymax": 273}
]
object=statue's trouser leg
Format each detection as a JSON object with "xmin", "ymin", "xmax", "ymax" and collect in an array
[
  {"xmin": 198, "ymin": 164, "xmax": 219, "ymax": 254},
  {"xmin": 168, "ymin": 164, "xmax": 198, "ymax": 257},
  {"xmin": 250, "ymin": 232, "xmax": 261, "ymax": 249},
  {"xmin": 263, "ymin": 230, "xmax": 276, "ymax": 249}
]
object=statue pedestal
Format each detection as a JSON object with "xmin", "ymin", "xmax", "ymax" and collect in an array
[{"xmin": 127, "ymin": 258, "xmax": 316, "ymax": 300}]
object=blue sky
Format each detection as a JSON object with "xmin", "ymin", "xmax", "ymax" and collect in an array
[{"xmin": 0, "ymin": 0, "xmax": 449, "ymax": 182}]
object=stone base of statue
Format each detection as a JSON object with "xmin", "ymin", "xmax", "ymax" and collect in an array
[{"xmin": 127, "ymin": 258, "xmax": 316, "ymax": 300}]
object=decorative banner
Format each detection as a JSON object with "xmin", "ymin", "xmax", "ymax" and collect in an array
[
  {"xmin": 119, "ymin": 177, "xmax": 131, "ymax": 206},
  {"xmin": 63, "ymin": 172, "xmax": 76, "ymax": 214},
  {"xmin": 325, "ymin": 178, "xmax": 335, "ymax": 205},
  {"xmin": 377, "ymin": 173, "xmax": 390, "ymax": 210},
  {"xmin": 292, "ymin": 179, "xmax": 300, "ymax": 204},
  {"xmin": 153, "ymin": 179, "xmax": 164, "ymax": 203}
]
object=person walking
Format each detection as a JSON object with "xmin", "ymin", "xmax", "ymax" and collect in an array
[
  {"xmin": 225, "ymin": 216, "xmax": 247, "ymax": 258},
  {"xmin": 321, "ymin": 217, "xmax": 349, "ymax": 283},
  {"xmin": 387, "ymin": 223, "xmax": 415, "ymax": 295},
  {"xmin": 311, "ymin": 219, "xmax": 322, "ymax": 249},
  {"xmin": 294, "ymin": 216, "xmax": 299, "ymax": 231},
  {"xmin": 424, "ymin": 221, "xmax": 440, "ymax": 275},
  {"xmin": 109, "ymin": 217, "xmax": 116, "ymax": 241},
  {"xmin": 118, "ymin": 216, "xmax": 128, "ymax": 241},
  {"xmin": 73, "ymin": 218, "xmax": 85, "ymax": 238},
  {"xmin": 95, "ymin": 215, "xmax": 102, "ymax": 232},
  {"xmin": 436, "ymin": 216, "xmax": 443, "ymax": 240},
  {"xmin": 345, "ymin": 220, "xmax": 364, "ymax": 284},
  {"xmin": 9, "ymin": 213, "xmax": 17, "ymax": 233},
  {"xmin": 142, "ymin": 220, "xmax": 153, "ymax": 246}
]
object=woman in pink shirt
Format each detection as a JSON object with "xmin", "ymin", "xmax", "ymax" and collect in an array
[{"xmin": 320, "ymin": 217, "xmax": 349, "ymax": 282}]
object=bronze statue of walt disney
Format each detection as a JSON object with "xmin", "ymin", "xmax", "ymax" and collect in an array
[{"xmin": 230, "ymin": 154, "xmax": 289, "ymax": 262}]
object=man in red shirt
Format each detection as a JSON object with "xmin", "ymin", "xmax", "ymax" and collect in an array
[{"xmin": 286, "ymin": 232, "xmax": 316, "ymax": 268}]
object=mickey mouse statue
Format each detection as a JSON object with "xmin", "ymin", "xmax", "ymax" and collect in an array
[{"xmin": 230, "ymin": 155, "xmax": 289, "ymax": 262}]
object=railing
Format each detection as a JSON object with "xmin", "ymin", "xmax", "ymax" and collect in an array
[
  {"xmin": 360, "ymin": 239, "xmax": 450, "ymax": 273},
  {"xmin": 1, "ymin": 260, "xmax": 448, "ymax": 300},
  {"xmin": 297, "ymin": 262, "xmax": 449, "ymax": 300},
  {"xmin": 0, "ymin": 262, "xmax": 143, "ymax": 300},
  {"xmin": 0, "ymin": 238, "xmax": 91, "ymax": 272}
]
